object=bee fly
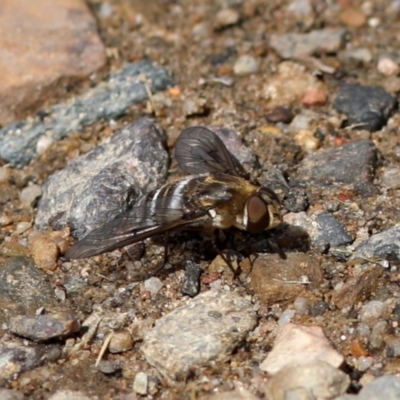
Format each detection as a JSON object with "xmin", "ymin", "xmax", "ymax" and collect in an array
[{"xmin": 65, "ymin": 126, "xmax": 282, "ymax": 260}]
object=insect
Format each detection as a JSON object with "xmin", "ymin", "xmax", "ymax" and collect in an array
[{"xmin": 65, "ymin": 126, "xmax": 282, "ymax": 260}]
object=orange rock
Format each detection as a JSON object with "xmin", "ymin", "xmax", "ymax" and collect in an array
[
  {"xmin": 0, "ymin": 0, "xmax": 106, "ymax": 124},
  {"xmin": 302, "ymin": 88, "xmax": 327, "ymax": 106},
  {"xmin": 350, "ymin": 341, "xmax": 368, "ymax": 357},
  {"xmin": 339, "ymin": 7, "xmax": 367, "ymax": 28}
]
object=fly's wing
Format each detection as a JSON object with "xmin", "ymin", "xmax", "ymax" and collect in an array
[
  {"xmin": 175, "ymin": 126, "xmax": 246, "ymax": 177},
  {"xmin": 65, "ymin": 195, "xmax": 209, "ymax": 259}
]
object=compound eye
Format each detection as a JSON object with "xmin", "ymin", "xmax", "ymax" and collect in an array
[{"xmin": 246, "ymin": 195, "xmax": 270, "ymax": 232}]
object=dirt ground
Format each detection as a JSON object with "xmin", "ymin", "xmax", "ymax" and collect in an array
[{"xmin": 2, "ymin": 0, "xmax": 400, "ymax": 399}]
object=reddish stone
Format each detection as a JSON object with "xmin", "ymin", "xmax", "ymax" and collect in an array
[{"xmin": 0, "ymin": 0, "xmax": 106, "ymax": 124}]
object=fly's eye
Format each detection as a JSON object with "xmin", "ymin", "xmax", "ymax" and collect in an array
[{"xmin": 246, "ymin": 195, "xmax": 270, "ymax": 232}]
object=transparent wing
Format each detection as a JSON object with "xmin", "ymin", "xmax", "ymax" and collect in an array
[
  {"xmin": 65, "ymin": 195, "xmax": 209, "ymax": 259},
  {"xmin": 175, "ymin": 126, "xmax": 245, "ymax": 177}
]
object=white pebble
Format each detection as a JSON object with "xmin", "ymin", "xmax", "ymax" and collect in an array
[
  {"xmin": 144, "ymin": 277, "xmax": 163, "ymax": 296},
  {"xmin": 133, "ymin": 372, "xmax": 148, "ymax": 395},
  {"xmin": 36, "ymin": 134, "xmax": 54, "ymax": 156},
  {"xmin": 215, "ymin": 8, "xmax": 240, "ymax": 29},
  {"xmin": 377, "ymin": 56, "xmax": 400, "ymax": 76},
  {"xmin": 19, "ymin": 184, "xmax": 42, "ymax": 206},
  {"xmin": 233, "ymin": 55, "xmax": 259, "ymax": 76},
  {"xmin": 14, "ymin": 221, "xmax": 32, "ymax": 235},
  {"xmin": 278, "ymin": 309, "xmax": 295, "ymax": 327}
]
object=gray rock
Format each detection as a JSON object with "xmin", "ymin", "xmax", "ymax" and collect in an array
[
  {"xmin": 35, "ymin": 118, "xmax": 169, "ymax": 239},
  {"xmin": 181, "ymin": 260, "xmax": 203, "ymax": 297},
  {"xmin": 0, "ymin": 257, "xmax": 57, "ymax": 327},
  {"xmin": 9, "ymin": 312, "xmax": 80, "ymax": 341},
  {"xmin": 297, "ymin": 139, "xmax": 377, "ymax": 195},
  {"xmin": 333, "ymin": 84, "xmax": 397, "ymax": 132},
  {"xmin": 283, "ymin": 187, "xmax": 309, "ymax": 213},
  {"xmin": 314, "ymin": 211, "xmax": 353, "ymax": 247},
  {"xmin": 354, "ymin": 224, "xmax": 400, "ymax": 265},
  {"xmin": 0, "ymin": 389, "xmax": 24, "ymax": 400},
  {"xmin": 264, "ymin": 361, "xmax": 349, "ymax": 400},
  {"xmin": 133, "ymin": 372, "xmax": 148, "ymax": 395},
  {"xmin": 270, "ymin": 28, "xmax": 346, "ymax": 59},
  {"xmin": 336, "ymin": 375, "xmax": 400, "ymax": 400},
  {"xmin": 0, "ymin": 60, "xmax": 174, "ymax": 168},
  {"xmin": 141, "ymin": 290, "xmax": 257, "ymax": 380},
  {"xmin": 0, "ymin": 343, "xmax": 61, "ymax": 380}
]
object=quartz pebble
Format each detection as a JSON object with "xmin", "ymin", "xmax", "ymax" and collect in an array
[
  {"xmin": 233, "ymin": 55, "xmax": 259, "ymax": 76},
  {"xmin": 133, "ymin": 372, "xmax": 148, "ymax": 395},
  {"xmin": 144, "ymin": 277, "xmax": 163, "ymax": 297}
]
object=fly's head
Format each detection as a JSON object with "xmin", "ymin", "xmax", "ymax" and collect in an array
[{"xmin": 243, "ymin": 186, "xmax": 282, "ymax": 233}]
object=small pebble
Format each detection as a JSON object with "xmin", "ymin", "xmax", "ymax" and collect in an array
[
  {"xmin": 0, "ymin": 166, "xmax": 10, "ymax": 183},
  {"xmin": 370, "ymin": 320, "xmax": 387, "ymax": 349},
  {"xmin": 339, "ymin": 47, "xmax": 373, "ymax": 63},
  {"xmin": 9, "ymin": 312, "xmax": 80, "ymax": 341},
  {"xmin": 357, "ymin": 356, "xmax": 373, "ymax": 371},
  {"xmin": 294, "ymin": 297, "xmax": 311, "ymax": 315},
  {"xmin": 214, "ymin": 8, "xmax": 240, "ymax": 29},
  {"xmin": 233, "ymin": 55, "xmax": 259, "ymax": 76},
  {"xmin": 339, "ymin": 7, "xmax": 367, "ymax": 28},
  {"xmin": 357, "ymin": 323, "xmax": 371, "ymax": 337},
  {"xmin": 288, "ymin": 113, "xmax": 313, "ymax": 133},
  {"xmin": 36, "ymin": 134, "xmax": 54, "ymax": 156},
  {"xmin": 99, "ymin": 2, "xmax": 113, "ymax": 18},
  {"xmin": 28, "ymin": 234, "xmax": 60, "ymax": 270},
  {"xmin": 144, "ymin": 277, "xmax": 163, "ymax": 296},
  {"xmin": 278, "ymin": 309, "xmax": 295, "ymax": 327},
  {"xmin": 378, "ymin": 55, "xmax": 400, "ymax": 76},
  {"xmin": 294, "ymin": 129, "xmax": 320, "ymax": 152},
  {"xmin": 97, "ymin": 360, "xmax": 120, "ymax": 375},
  {"xmin": 133, "ymin": 372, "xmax": 148, "ymax": 395},
  {"xmin": 14, "ymin": 221, "xmax": 32, "ymax": 235},
  {"xmin": 302, "ymin": 87, "xmax": 327, "ymax": 106},
  {"xmin": 19, "ymin": 184, "xmax": 42, "ymax": 206},
  {"xmin": 109, "ymin": 331, "xmax": 133, "ymax": 353},
  {"xmin": 265, "ymin": 106, "xmax": 294, "ymax": 123},
  {"xmin": 381, "ymin": 167, "xmax": 400, "ymax": 189},
  {"xmin": 359, "ymin": 300, "xmax": 387, "ymax": 325}
]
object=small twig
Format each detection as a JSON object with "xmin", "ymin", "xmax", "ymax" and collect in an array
[{"xmin": 95, "ymin": 331, "xmax": 114, "ymax": 367}]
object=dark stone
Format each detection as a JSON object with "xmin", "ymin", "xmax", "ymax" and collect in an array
[
  {"xmin": 265, "ymin": 106, "xmax": 294, "ymax": 124},
  {"xmin": 297, "ymin": 140, "xmax": 377, "ymax": 195},
  {"xmin": 35, "ymin": 118, "xmax": 169, "ymax": 239},
  {"xmin": 9, "ymin": 312, "xmax": 80, "ymax": 341},
  {"xmin": 0, "ymin": 60, "xmax": 174, "ymax": 168},
  {"xmin": 333, "ymin": 84, "xmax": 397, "ymax": 132},
  {"xmin": 354, "ymin": 224, "xmax": 400, "ymax": 265},
  {"xmin": 283, "ymin": 187, "xmax": 309, "ymax": 212},
  {"xmin": 0, "ymin": 257, "xmax": 56, "ymax": 327},
  {"xmin": 310, "ymin": 300, "xmax": 330, "ymax": 316},
  {"xmin": 181, "ymin": 260, "xmax": 203, "ymax": 297},
  {"xmin": 314, "ymin": 211, "xmax": 353, "ymax": 247},
  {"xmin": 0, "ymin": 343, "xmax": 61, "ymax": 380}
]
